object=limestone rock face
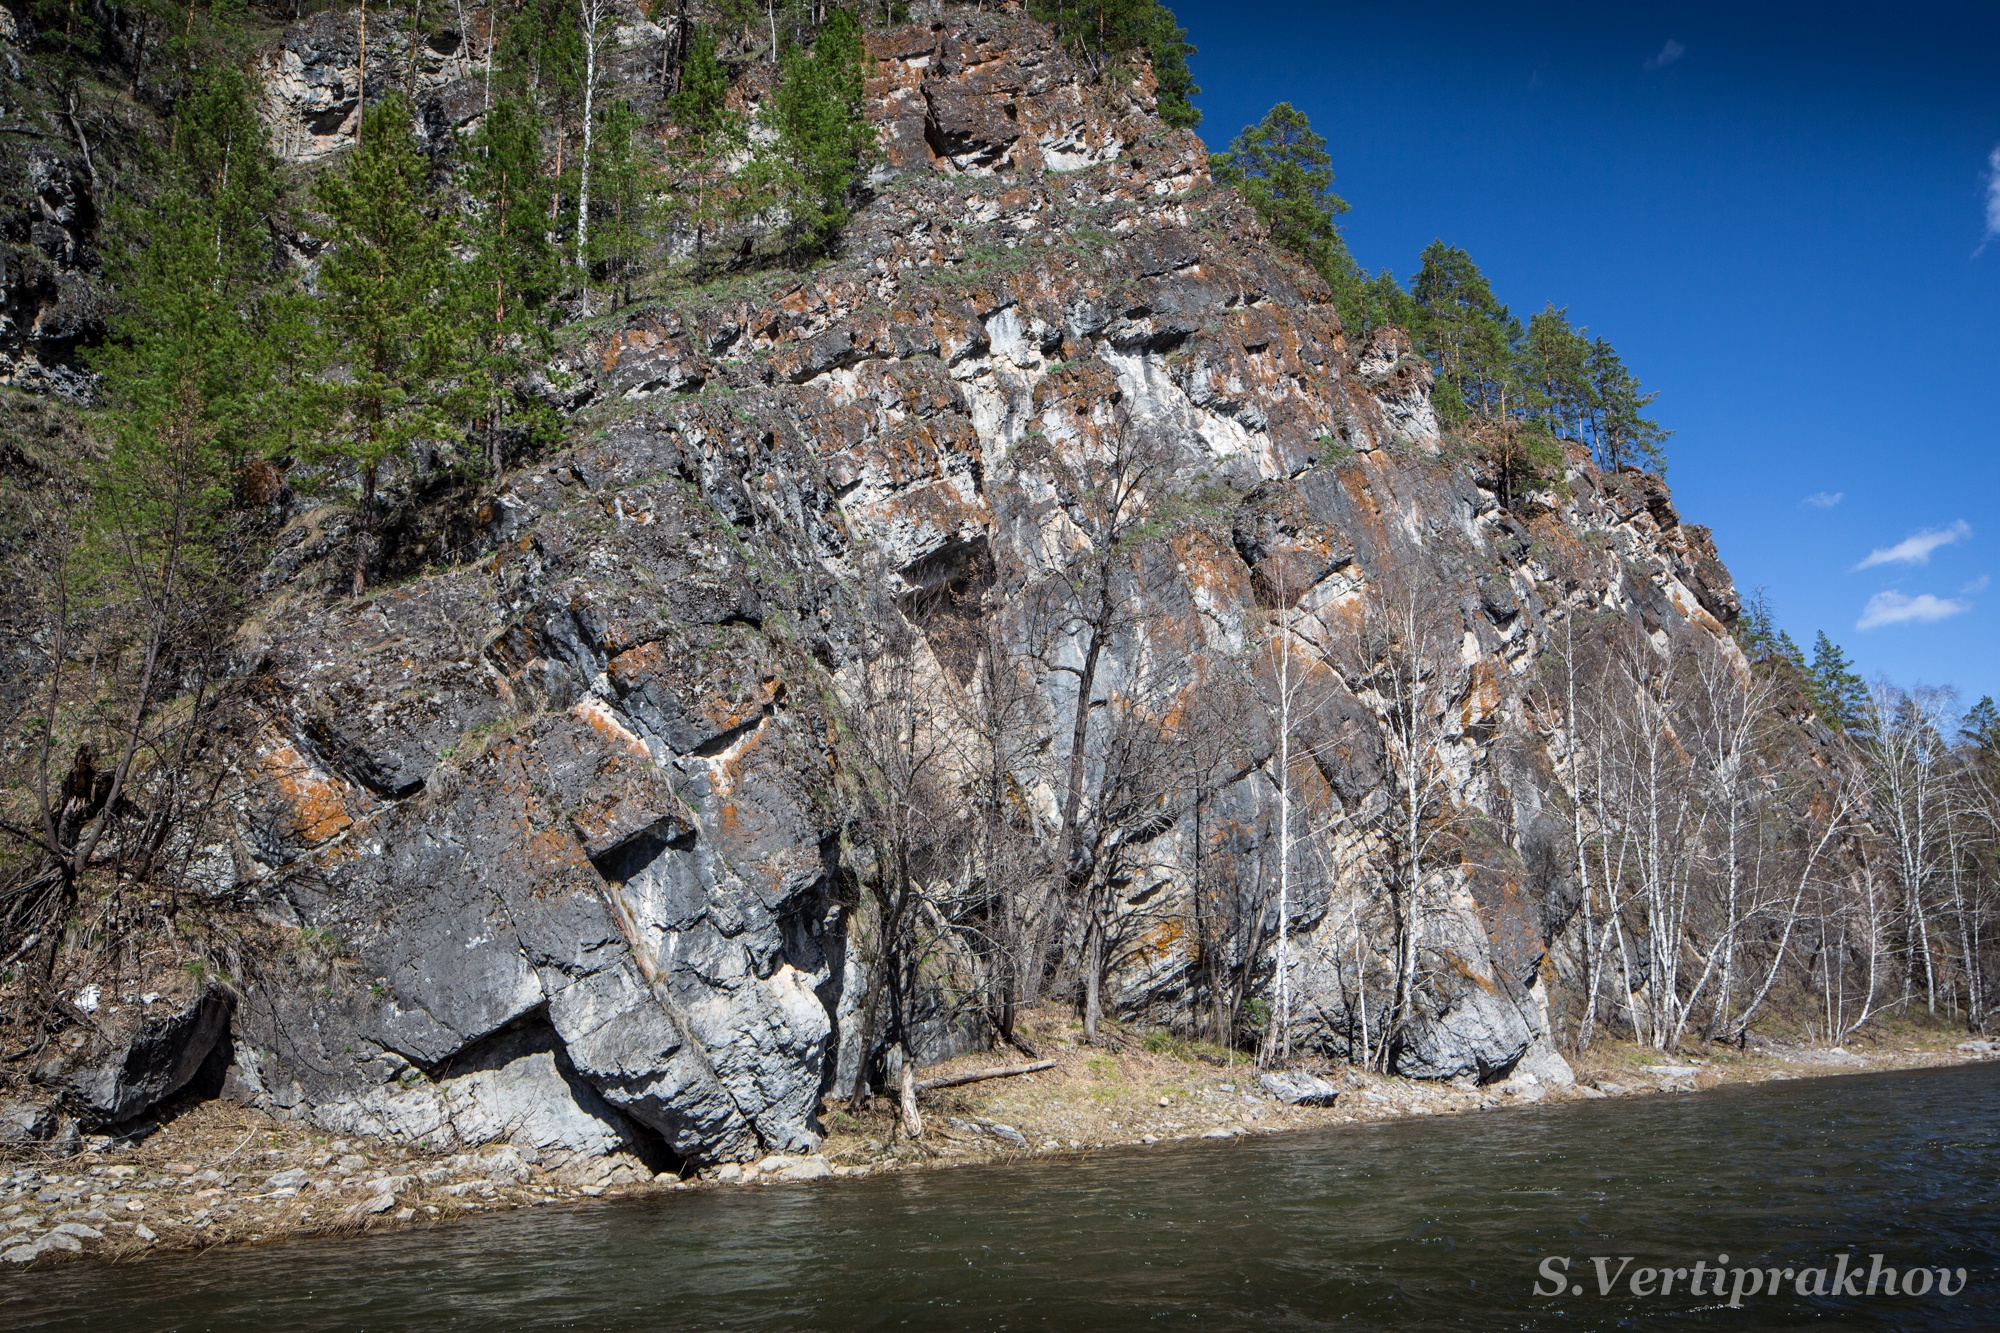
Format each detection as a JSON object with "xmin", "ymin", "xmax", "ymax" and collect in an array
[
  {"xmin": 256, "ymin": 9, "xmax": 677, "ymax": 164},
  {"xmin": 48, "ymin": 4, "xmax": 1756, "ymax": 1154},
  {"xmin": 0, "ymin": 31, "xmax": 106, "ymax": 400}
]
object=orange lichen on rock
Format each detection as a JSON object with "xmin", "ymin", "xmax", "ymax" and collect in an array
[
  {"xmin": 571, "ymin": 696, "xmax": 650, "ymax": 759},
  {"xmin": 254, "ymin": 735, "xmax": 362, "ymax": 848}
]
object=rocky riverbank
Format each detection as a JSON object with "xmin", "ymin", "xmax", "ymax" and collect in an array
[{"xmin": 5, "ymin": 1016, "xmax": 1993, "ymax": 1270}]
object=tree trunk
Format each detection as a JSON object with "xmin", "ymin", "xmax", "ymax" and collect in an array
[
  {"xmin": 352, "ymin": 461, "xmax": 377, "ymax": 597},
  {"xmin": 1080, "ymin": 895, "xmax": 1103, "ymax": 1043},
  {"xmin": 897, "ymin": 1054, "xmax": 923, "ymax": 1138},
  {"xmin": 357, "ymin": 0, "xmax": 368, "ymax": 144},
  {"xmin": 575, "ymin": 0, "xmax": 600, "ymax": 303}
]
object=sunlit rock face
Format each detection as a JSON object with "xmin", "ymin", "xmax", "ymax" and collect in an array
[{"xmin": 176, "ymin": 4, "xmax": 1747, "ymax": 1162}]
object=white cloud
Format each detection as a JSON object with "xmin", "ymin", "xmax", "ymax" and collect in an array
[
  {"xmin": 1965, "ymin": 574, "xmax": 1991, "ymax": 595},
  {"xmin": 1857, "ymin": 590, "xmax": 1972, "ymax": 630},
  {"xmin": 1802, "ymin": 491, "xmax": 1843, "ymax": 509},
  {"xmin": 1853, "ymin": 520, "xmax": 1972, "ymax": 570},
  {"xmin": 1644, "ymin": 39, "xmax": 1686, "ymax": 70},
  {"xmin": 1987, "ymin": 146, "xmax": 2000, "ymax": 241}
]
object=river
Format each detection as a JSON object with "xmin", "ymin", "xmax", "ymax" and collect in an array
[{"xmin": 5, "ymin": 1061, "xmax": 1996, "ymax": 1330}]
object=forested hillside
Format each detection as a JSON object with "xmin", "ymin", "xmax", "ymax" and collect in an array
[{"xmin": 0, "ymin": 0, "xmax": 1989, "ymax": 1168}]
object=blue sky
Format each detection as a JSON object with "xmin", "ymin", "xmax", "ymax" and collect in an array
[{"xmin": 1173, "ymin": 1, "xmax": 2000, "ymax": 706}]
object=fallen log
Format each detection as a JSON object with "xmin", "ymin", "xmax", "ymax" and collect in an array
[{"xmin": 916, "ymin": 1060, "xmax": 1056, "ymax": 1093}]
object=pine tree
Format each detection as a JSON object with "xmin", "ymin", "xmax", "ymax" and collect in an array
[
  {"xmin": 89, "ymin": 62, "xmax": 287, "ymax": 603},
  {"xmin": 1211, "ymin": 104, "xmax": 1357, "ymax": 287},
  {"xmin": 62, "ymin": 60, "xmax": 289, "ymax": 895},
  {"xmin": 1411, "ymin": 241, "xmax": 1520, "ymax": 422},
  {"xmin": 310, "ymin": 93, "xmax": 465, "ymax": 596},
  {"xmin": 499, "ymin": 0, "xmax": 588, "ymax": 238},
  {"xmin": 1028, "ymin": 1, "xmax": 1201, "ymax": 129},
  {"xmin": 588, "ymin": 98, "xmax": 655, "ymax": 308},
  {"xmin": 1342, "ymin": 267, "xmax": 1421, "ymax": 344},
  {"xmin": 665, "ymin": 24, "xmax": 744, "ymax": 262},
  {"xmin": 93, "ymin": 63, "xmax": 286, "ymax": 479},
  {"xmin": 669, "ymin": 21, "xmax": 731, "ymax": 129},
  {"xmin": 1522, "ymin": 304, "xmax": 1593, "ymax": 441},
  {"xmin": 1585, "ymin": 336, "xmax": 1669, "ymax": 474},
  {"xmin": 759, "ymin": 7, "xmax": 874, "ymax": 256},
  {"xmin": 1960, "ymin": 696, "xmax": 2000, "ymax": 754},
  {"xmin": 1809, "ymin": 631, "xmax": 1870, "ymax": 735},
  {"xmin": 462, "ymin": 96, "xmax": 559, "ymax": 476}
]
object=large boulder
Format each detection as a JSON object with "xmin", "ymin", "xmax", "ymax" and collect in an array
[{"xmin": 33, "ymin": 983, "xmax": 231, "ymax": 1126}]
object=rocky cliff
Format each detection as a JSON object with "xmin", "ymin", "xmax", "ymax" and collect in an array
[
  {"xmin": 0, "ymin": 7, "xmax": 106, "ymax": 400},
  {"xmin": 12, "ymin": 3, "xmax": 1747, "ymax": 1171}
]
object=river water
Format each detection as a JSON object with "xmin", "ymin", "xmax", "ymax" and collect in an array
[{"xmin": 5, "ymin": 1062, "xmax": 1996, "ymax": 1331}]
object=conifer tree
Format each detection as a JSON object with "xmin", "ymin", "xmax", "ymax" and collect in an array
[
  {"xmin": 310, "ymin": 93, "xmax": 464, "ymax": 596},
  {"xmin": 1585, "ymin": 336, "xmax": 1670, "ymax": 473},
  {"xmin": 759, "ymin": 7, "xmax": 874, "ymax": 256},
  {"xmin": 1522, "ymin": 305, "xmax": 1593, "ymax": 440},
  {"xmin": 63, "ymin": 61, "xmax": 288, "ymax": 897},
  {"xmin": 588, "ymin": 98, "xmax": 655, "ymax": 308},
  {"xmin": 500, "ymin": 0, "xmax": 587, "ymax": 231},
  {"xmin": 1028, "ymin": 0, "xmax": 1201, "ymax": 128},
  {"xmin": 462, "ymin": 96, "xmax": 559, "ymax": 475},
  {"xmin": 665, "ymin": 23, "xmax": 743, "ymax": 259},
  {"xmin": 1342, "ymin": 267, "xmax": 1422, "ymax": 344},
  {"xmin": 1809, "ymin": 631, "xmax": 1870, "ymax": 736},
  {"xmin": 93, "ymin": 63, "xmax": 286, "ymax": 487},
  {"xmin": 669, "ymin": 21, "xmax": 732, "ymax": 128},
  {"xmin": 1211, "ymin": 104, "xmax": 1357, "ymax": 288},
  {"xmin": 1960, "ymin": 697, "xmax": 2000, "ymax": 753},
  {"xmin": 1411, "ymin": 241, "xmax": 1520, "ymax": 421}
]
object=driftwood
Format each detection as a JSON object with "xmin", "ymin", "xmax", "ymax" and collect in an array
[{"xmin": 915, "ymin": 1060, "xmax": 1056, "ymax": 1094}]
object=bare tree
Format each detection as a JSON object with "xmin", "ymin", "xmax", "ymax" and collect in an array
[
  {"xmin": 1327, "ymin": 562, "xmax": 1468, "ymax": 1059},
  {"xmin": 945, "ymin": 608, "xmax": 1050, "ymax": 1052},
  {"xmin": 837, "ymin": 603, "xmax": 972, "ymax": 1110},
  {"xmin": 1013, "ymin": 421, "xmax": 1180, "ymax": 1027},
  {"xmin": 1863, "ymin": 682, "xmax": 1955, "ymax": 1015}
]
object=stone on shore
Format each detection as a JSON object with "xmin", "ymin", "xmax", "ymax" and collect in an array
[{"xmin": 1258, "ymin": 1071, "xmax": 1342, "ymax": 1108}]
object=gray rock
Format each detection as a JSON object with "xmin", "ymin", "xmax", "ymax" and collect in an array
[
  {"xmin": 977, "ymin": 1119, "xmax": 1028, "ymax": 1149},
  {"xmin": 1511, "ymin": 1042, "xmax": 1577, "ymax": 1088},
  {"xmin": 1257, "ymin": 1071, "xmax": 1341, "ymax": 1107},
  {"xmin": 49, "ymin": 1222, "xmax": 100, "ymax": 1240},
  {"xmin": 762, "ymin": 1154, "xmax": 833, "ymax": 1182},
  {"xmin": 1392, "ymin": 980, "xmax": 1536, "ymax": 1083},
  {"xmin": 264, "ymin": 1168, "xmax": 309, "ymax": 1191},
  {"xmin": 36, "ymin": 985, "xmax": 231, "ymax": 1126},
  {"xmin": 362, "ymin": 1193, "xmax": 396, "ymax": 1214},
  {"xmin": 0, "ymin": 1099, "xmax": 55, "ymax": 1148}
]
